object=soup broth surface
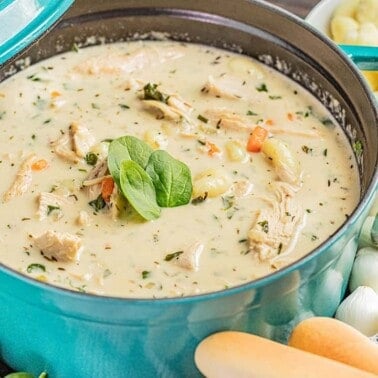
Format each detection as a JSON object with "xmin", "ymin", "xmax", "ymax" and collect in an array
[{"xmin": 0, "ymin": 41, "xmax": 359, "ymax": 298}]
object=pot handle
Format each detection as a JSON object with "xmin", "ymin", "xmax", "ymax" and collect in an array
[
  {"xmin": 0, "ymin": 0, "xmax": 74, "ymax": 65},
  {"xmin": 339, "ymin": 45, "xmax": 378, "ymax": 71}
]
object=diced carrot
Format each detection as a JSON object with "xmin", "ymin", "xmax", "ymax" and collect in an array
[
  {"xmin": 51, "ymin": 91, "xmax": 61, "ymax": 98},
  {"xmin": 247, "ymin": 126, "xmax": 268, "ymax": 153},
  {"xmin": 101, "ymin": 176, "xmax": 115, "ymax": 202},
  {"xmin": 287, "ymin": 112, "xmax": 295, "ymax": 121},
  {"xmin": 206, "ymin": 141, "xmax": 221, "ymax": 156},
  {"xmin": 265, "ymin": 119, "xmax": 274, "ymax": 126},
  {"xmin": 31, "ymin": 159, "xmax": 48, "ymax": 171}
]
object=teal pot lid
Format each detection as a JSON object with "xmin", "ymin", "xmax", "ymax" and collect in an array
[{"xmin": 0, "ymin": 0, "xmax": 74, "ymax": 65}]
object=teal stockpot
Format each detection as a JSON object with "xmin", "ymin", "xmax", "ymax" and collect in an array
[{"xmin": 0, "ymin": 0, "xmax": 377, "ymax": 377}]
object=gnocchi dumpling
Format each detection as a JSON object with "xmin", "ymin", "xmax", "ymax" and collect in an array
[
  {"xmin": 331, "ymin": 16, "xmax": 360, "ymax": 43},
  {"xmin": 330, "ymin": 0, "xmax": 378, "ymax": 94},
  {"xmin": 332, "ymin": 0, "xmax": 360, "ymax": 18},
  {"xmin": 261, "ymin": 137, "xmax": 300, "ymax": 185},
  {"xmin": 192, "ymin": 169, "xmax": 231, "ymax": 198},
  {"xmin": 356, "ymin": 22, "xmax": 378, "ymax": 44},
  {"xmin": 355, "ymin": 0, "xmax": 378, "ymax": 26},
  {"xmin": 330, "ymin": 0, "xmax": 378, "ymax": 44},
  {"xmin": 225, "ymin": 140, "xmax": 248, "ymax": 162}
]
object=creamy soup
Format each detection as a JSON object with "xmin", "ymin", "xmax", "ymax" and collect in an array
[{"xmin": 0, "ymin": 41, "xmax": 359, "ymax": 298}]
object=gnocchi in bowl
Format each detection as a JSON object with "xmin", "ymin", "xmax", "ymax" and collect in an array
[{"xmin": 306, "ymin": 0, "xmax": 378, "ymax": 96}]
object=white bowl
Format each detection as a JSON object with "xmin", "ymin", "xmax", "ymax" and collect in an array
[
  {"xmin": 305, "ymin": 0, "xmax": 343, "ymax": 36},
  {"xmin": 306, "ymin": 0, "xmax": 378, "ymax": 100}
]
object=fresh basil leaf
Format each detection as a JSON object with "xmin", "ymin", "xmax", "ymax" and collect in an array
[
  {"xmin": 119, "ymin": 160, "xmax": 160, "ymax": 220},
  {"xmin": 108, "ymin": 136, "xmax": 153, "ymax": 185},
  {"xmin": 146, "ymin": 150, "xmax": 192, "ymax": 207}
]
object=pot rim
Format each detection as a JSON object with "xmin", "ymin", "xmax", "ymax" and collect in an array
[{"xmin": 0, "ymin": 0, "xmax": 377, "ymax": 308}]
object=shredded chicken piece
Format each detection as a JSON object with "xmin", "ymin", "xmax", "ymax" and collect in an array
[
  {"xmin": 76, "ymin": 210, "xmax": 91, "ymax": 227},
  {"xmin": 176, "ymin": 241, "xmax": 204, "ymax": 271},
  {"xmin": 50, "ymin": 133, "xmax": 79, "ymax": 163},
  {"xmin": 108, "ymin": 183, "xmax": 125, "ymax": 221},
  {"xmin": 82, "ymin": 175, "xmax": 111, "ymax": 187},
  {"xmin": 33, "ymin": 230, "xmax": 82, "ymax": 262},
  {"xmin": 3, "ymin": 154, "xmax": 36, "ymax": 202},
  {"xmin": 204, "ymin": 109, "xmax": 252, "ymax": 131},
  {"xmin": 70, "ymin": 122, "xmax": 95, "ymax": 157},
  {"xmin": 51, "ymin": 123, "xmax": 95, "ymax": 163},
  {"xmin": 37, "ymin": 192, "xmax": 74, "ymax": 220},
  {"xmin": 167, "ymin": 94, "xmax": 193, "ymax": 115},
  {"xmin": 268, "ymin": 127, "xmax": 321, "ymax": 138},
  {"xmin": 82, "ymin": 160, "xmax": 108, "ymax": 200},
  {"xmin": 276, "ymin": 162, "xmax": 301, "ymax": 186},
  {"xmin": 141, "ymin": 100, "xmax": 184, "ymax": 121},
  {"xmin": 139, "ymin": 83, "xmax": 195, "ymax": 138},
  {"xmin": 248, "ymin": 182, "xmax": 305, "ymax": 262},
  {"xmin": 202, "ymin": 74, "xmax": 248, "ymax": 99},
  {"xmin": 205, "ymin": 108, "xmax": 321, "ymax": 138},
  {"xmin": 74, "ymin": 46, "xmax": 185, "ymax": 75}
]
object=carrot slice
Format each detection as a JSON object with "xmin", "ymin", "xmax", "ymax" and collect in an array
[
  {"xmin": 287, "ymin": 112, "xmax": 295, "ymax": 121},
  {"xmin": 51, "ymin": 91, "xmax": 61, "ymax": 98},
  {"xmin": 31, "ymin": 159, "xmax": 48, "ymax": 171},
  {"xmin": 247, "ymin": 126, "xmax": 268, "ymax": 153},
  {"xmin": 207, "ymin": 142, "xmax": 221, "ymax": 156},
  {"xmin": 101, "ymin": 177, "xmax": 115, "ymax": 202},
  {"xmin": 265, "ymin": 119, "xmax": 274, "ymax": 126}
]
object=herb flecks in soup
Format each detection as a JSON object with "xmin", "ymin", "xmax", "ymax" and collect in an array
[{"xmin": 0, "ymin": 41, "xmax": 359, "ymax": 298}]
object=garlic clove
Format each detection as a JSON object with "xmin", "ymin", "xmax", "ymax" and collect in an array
[
  {"xmin": 349, "ymin": 247, "xmax": 378, "ymax": 293},
  {"xmin": 335, "ymin": 286, "xmax": 378, "ymax": 336}
]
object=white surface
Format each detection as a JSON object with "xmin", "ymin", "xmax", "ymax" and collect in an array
[{"xmin": 305, "ymin": 0, "xmax": 343, "ymax": 35}]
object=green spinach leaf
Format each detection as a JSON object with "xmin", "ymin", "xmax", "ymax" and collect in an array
[
  {"xmin": 146, "ymin": 150, "xmax": 192, "ymax": 207},
  {"xmin": 108, "ymin": 136, "xmax": 153, "ymax": 185},
  {"xmin": 119, "ymin": 160, "xmax": 161, "ymax": 220},
  {"xmin": 88, "ymin": 194, "xmax": 106, "ymax": 212}
]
